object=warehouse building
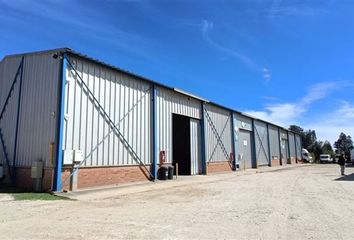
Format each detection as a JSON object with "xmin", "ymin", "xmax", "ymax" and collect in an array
[{"xmin": 0, "ymin": 48, "xmax": 302, "ymax": 192}]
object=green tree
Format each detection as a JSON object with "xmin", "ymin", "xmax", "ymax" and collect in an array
[
  {"xmin": 303, "ymin": 130, "xmax": 317, "ymax": 150},
  {"xmin": 333, "ymin": 132, "xmax": 354, "ymax": 158},
  {"xmin": 322, "ymin": 141, "xmax": 334, "ymax": 157}
]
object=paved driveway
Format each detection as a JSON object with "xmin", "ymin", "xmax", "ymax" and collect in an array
[{"xmin": 1, "ymin": 164, "xmax": 354, "ymax": 240}]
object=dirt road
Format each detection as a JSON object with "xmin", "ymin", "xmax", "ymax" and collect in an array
[{"xmin": 1, "ymin": 164, "xmax": 354, "ymax": 240}]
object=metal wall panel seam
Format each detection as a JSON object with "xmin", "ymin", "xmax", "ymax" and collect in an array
[{"xmin": 54, "ymin": 54, "xmax": 67, "ymax": 191}]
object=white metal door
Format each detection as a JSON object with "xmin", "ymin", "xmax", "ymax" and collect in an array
[{"xmin": 190, "ymin": 119, "xmax": 201, "ymax": 175}]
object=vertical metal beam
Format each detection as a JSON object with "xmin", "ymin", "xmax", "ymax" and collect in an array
[
  {"xmin": 12, "ymin": 56, "xmax": 25, "ymax": 184},
  {"xmin": 251, "ymin": 119, "xmax": 257, "ymax": 168},
  {"xmin": 151, "ymin": 84, "xmax": 157, "ymax": 180},
  {"xmin": 287, "ymin": 131, "xmax": 291, "ymax": 164},
  {"xmin": 294, "ymin": 133, "xmax": 298, "ymax": 163},
  {"xmin": 200, "ymin": 102, "xmax": 207, "ymax": 174},
  {"xmin": 266, "ymin": 124, "xmax": 271, "ymax": 167},
  {"xmin": 53, "ymin": 54, "xmax": 67, "ymax": 191},
  {"xmin": 230, "ymin": 112, "xmax": 237, "ymax": 171},
  {"xmin": 278, "ymin": 128, "xmax": 282, "ymax": 165}
]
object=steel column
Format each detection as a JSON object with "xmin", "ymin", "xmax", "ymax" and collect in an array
[
  {"xmin": 53, "ymin": 54, "xmax": 67, "ymax": 191},
  {"xmin": 200, "ymin": 102, "xmax": 207, "ymax": 174},
  {"xmin": 251, "ymin": 119, "xmax": 257, "ymax": 168},
  {"xmin": 266, "ymin": 124, "xmax": 271, "ymax": 167},
  {"xmin": 230, "ymin": 112, "xmax": 237, "ymax": 171},
  {"xmin": 287, "ymin": 131, "xmax": 291, "ymax": 164},
  {"xmin": 278, "ymin": 128, "xmax": 283, "ymax": 165},
  {"xmin": 151, "ymin": 85, "xmax": 157, "ymax": 180},
  {"xmin": 294, "ymin": 133, "xmax": 298, "ymax": 163}
]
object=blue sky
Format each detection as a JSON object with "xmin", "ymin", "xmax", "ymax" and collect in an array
[{"xmin": 0, "ymin": 0, "xmax": 353, "ymax": 145}]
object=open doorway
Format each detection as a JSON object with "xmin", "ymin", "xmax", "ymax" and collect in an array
[{"xmin": 172, "ymin": 114, "xmax": 191, "ymax": 175}]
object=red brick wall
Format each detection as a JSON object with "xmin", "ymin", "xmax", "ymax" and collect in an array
[
  {"xmin": 61, "ymin": 165, "xmax": 152, "ymax": 190},
  {"xmin": 207, "ymin": 161, "xmax": 233, "ymax": 174},
  {"xmin": 271, "ymin": 159, "xmax": 281, "ymax": 166}
]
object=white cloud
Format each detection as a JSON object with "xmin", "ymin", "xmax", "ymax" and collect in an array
[
  {"xmin": 201, "ymin": 19, "xmax": 258, "ymax": 70},
  {"xmin": 243, "ymin": 81, "xmax": 354, "ymax": 144},
  {"xmin": 201, "ymin": 20, "xmax": 271, "ymax": 83},
  {"xmin": 263, "ymin": 68, "xmax": 271, "ymax": 83}
]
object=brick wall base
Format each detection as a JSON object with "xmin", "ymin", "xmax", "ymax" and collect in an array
[
  {"xmin": 271, "ymin": 159, "xmax": 281, "ymax": 166},
  {"xmin": 61, "ymin": 165, "xmax": 152, "ymax": 190},
  {"xmin": 1, "ymin": 167, "xmax": 54, "ymax": 191},
  {"xmin": 207, "ymin": 161, "xmax": 233, "ymax": 174}
]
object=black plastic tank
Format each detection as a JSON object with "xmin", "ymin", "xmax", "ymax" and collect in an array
[
  {"xmin": 168, "ymin": 165, "xmax": 174, "ymax": 180},
  {"xmin": 158, "ymin": 166, "xmax": 168, "ymax": 180}
]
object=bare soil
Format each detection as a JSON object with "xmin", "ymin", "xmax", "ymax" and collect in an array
[{"xmin": 1, "ymin": 164, "xmax": 354, "ymax": 240}]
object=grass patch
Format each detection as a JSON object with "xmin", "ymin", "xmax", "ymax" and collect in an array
[{"xmin": 11, "ymin": 192, "xmax": 71, "ymax": 201}]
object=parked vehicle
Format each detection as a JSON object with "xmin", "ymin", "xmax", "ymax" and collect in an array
[
  {"xmin": 319, "ymin": 154, "xmax": 332, "ymax": 163},
  {"xmin": 302, "ymin": 148, "xmax": 313, "ymax": 163}
]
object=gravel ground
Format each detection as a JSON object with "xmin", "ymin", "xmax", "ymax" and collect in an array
[{"xmin": 1, "ymin": 164, "xmax": 354, "ymax": 240}]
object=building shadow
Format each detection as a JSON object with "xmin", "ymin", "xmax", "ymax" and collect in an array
[{"xmin": 334, "ymin": 173, "xmax": 354, "ymax": 181}]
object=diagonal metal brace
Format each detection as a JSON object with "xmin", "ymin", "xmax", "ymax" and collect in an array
[
  {"xmin": 64, "ymin": 57, "xmax": 153, "ymax": 181},
  {"xmin": 254, "ymin": 125, "xmax": 270, "ymax": 164},
  {"xmin": 204, "ymin": 109, "xmax": 230, "ymax": 161}
]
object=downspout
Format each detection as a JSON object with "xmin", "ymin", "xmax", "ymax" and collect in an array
[{"xmin": 53, "ymin": 54, "xmax": 67, "ymax": 191}]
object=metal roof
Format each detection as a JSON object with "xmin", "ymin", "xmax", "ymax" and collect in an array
[{"xmin": 2, "ymin": 47, "xmax": 297, "ymax": 134}]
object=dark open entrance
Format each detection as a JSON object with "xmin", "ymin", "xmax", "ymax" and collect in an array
[{"xmin": 172, "ymin": 114, "xmax": 191, "ymax": 175}]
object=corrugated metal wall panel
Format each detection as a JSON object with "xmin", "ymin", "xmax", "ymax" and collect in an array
[
  {"xmin": 288, "ymin": 132, "xmax": 296, "ymax": 160},
  {"xmin": 268, "ymin": 125, "xmax": 280, "ymax": 161},
  {"xmin": 295, "ymin": 135, "xmax": 302, "ymax": 160},
  {"xmin": 204, "ymin": 104, "xmax": 232, "ymax": 162},
  {"xmin": 280, "ymin": 130, "xmax": 288, "ymax": 164},
  {"xmin": 156, "ymin": 87, "xmax": 201, "ymax": 163},
  {"xmin": 190, "ymin": 119, "xmax": 201, "ymax": 175},
  {"xmin": 63, "ymin": 56, "xmax": 151, "ymax": 166},
  {"xmin": 254, "ymin": 120, "xmax": 269, "ymax": 166},
  {"xmin": 235, "ymin": 114, "xmax": 253, "ymax": 131},
  {"xmin": 238, "ymin": 130, "xmax": 253, "ymax": 169},
  {"xmin": 0, "ymin": 54, "xmax": 60, "ymax": 167},
  {"xmin": 234, "ymin": 113, "xmax": 254, "ymax": 169}
]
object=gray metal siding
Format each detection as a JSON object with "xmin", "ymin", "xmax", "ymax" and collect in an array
[
  {"xmin": 190, "ymin": 119, "xmax": 201, "ymax": 175},
  {"xmin": 254, "ymin": 120, "xmax": 269, "ymax": 166},
  {"xmin": 156, "ymin": 87, "xmax": 201, "ymax": 163},
  {"xmin": 295, "ymin": 135, "xmax": 301, "ymax": 160},
  {"xmin": 280, "ymin": 130, "xmax": 288, "ymax": 164},
  {"xmin": 204, "ymin": 104, "xmax": 232, "ymax": 162},
  {"xmin": 63, "ymin": 56, "xmax": 151, "ymax": 166},
  {"xmin": 288, "ymin": 132, "xmax": 296, "ymax": 160},
  {"xmin": 235, "ymin": 113, "xmax": 253, "ymax": 131},
  {"xmin": 0, "ymin": 54, "xmax": 60, "ymax": 167},
  {"xmin": 238, "ymin": 129, "xmax": 253, "ymax": 169},
  {"xmin": 268, "ymin": 125, "xmax": 280, "ymax": 162}
]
